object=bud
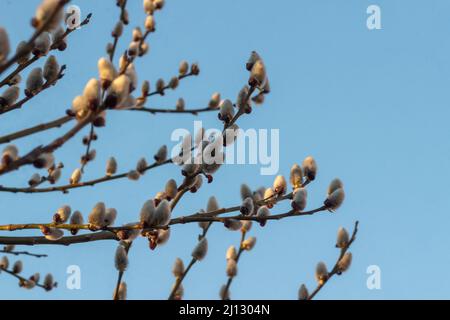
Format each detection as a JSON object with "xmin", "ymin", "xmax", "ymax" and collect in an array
[
  {"xmin": 143, "ymin": 0, "xmax": 155, "ymax": 15},
  {"xmin": 4, "ymin": 245, "xmax": 15, "ymax": 252},
  {"xmin": 290, "ymin": 164, "xmax": 303, "ymax": 189},
  {"xmin": 33, "ymin": 0, "xmax": 64, "ymax": 31},
  {"xmin": 12, "ymin": 260, "xmax": 23, "ymax": 274},
  {"xmin": 43, "ymin": 55, "xmax": 59, "ymax": 81},
  {"xmin": 41, "ymin": 227, "xmax": 64, "ymax": 241},
  {"xmin": 30, "ymin": 272, "xmax": 40, "ymax": 283},
  {"xmin": 154, "ymin": 199, "xmax": 171, "ymax": 226},
  {"xmin": 54, "ymin": 205, "xmax": 71, "ymax": 223},
  {"xmin": 256, "ymin": 206, "xmax": 270, "ymax": 226},
  {"xmin": 324, "ymin": 188, "xmax": 345, "ymax": 211},
  {"xmin": 273, "ymin": 175, "xmax": 287, "ymax": 195},
  {"xmin": 0, "ymin": 86, "xmax": 20, "ymax": 107},
  {"xmin": 104, "ymin": 208, "xmax": 118, "ymax": 226},
  {"xmin": 115, "ymin": 245, "xmax": 128, "ymax": 272},
  {"xmin": 291, "ymin": 188, "xmax": 307, "ymax": 211},
  {"xmin": 33, "ymin": 152, "xmax": 54, "ymax": 169},
  {"xmin": 33, "ymin": 32, "xmax": 51, "ymax": 56},
  {"xmin": 52, "ymin": 26, "xmax": 67, "ymax": 51},
  {"xmin": 117, "ymin": 282, "xmax": 127, "ymax": 300},
  {"xmin": 127, "ymin": 170, "xmax": 140, "ymax": 181},
  {"xmin": 43, "ymin": 273, "xmax": 55, "ymax": 291},
  {"xmin": 208, "ymin": 92, "xmax": 221, "ymax": 109},
  {"xmin": 26, "ymin": 68, "xmax": 44, "ymax": 95},
  {"xmin": 72, "ymin": 95, "xmax": 89, "ymax": 120},
  {"xmin": 315, "ymin": 262, "xmax": 328, "ymax": 285},
  {"xmin": 190, "ymin": 175, "xmax": 203, "ymax": 193},
  {"xmin": 48, "ymin": 166, "xmax": 61, "ymax": 184},
  {"xmin": 136, "ymin": 157, "xmax": 148, "ymax": 174},
  {"xmin": 88, "ymin": 202, "xmax": 106, "ymax": 229},
  {"xmin": 156, "ymin": 78, "xmax": 165, "ymax": 94},
  {"xmin": 141, "ymin": 80, "xmax": 150, "ymax": 96},
  {"xmin": 98, "ymin": 57, "xmax": 117, "ymax": 88},
  {"xmin": 240, "ymin": 184, "xmax": 253, "ymax": 201},
  {"xmin": 328, "ymin": 178, "xmax": 343, "ymax": 195},
  {"xmin": 106, "ymin": 157, "xmax": 118, "ymax": 176},
  {"xmin": 15, "ymin": 41, "xmax": 30, "ymax": 65},
  {"xmin": 112, "ymin": 21, "xmax": 123, "ymax": 38},
  {"xmin": 176, "ymin": 97, "xmax": 185, "ymax": 111},
  {"xmin": 236, "ymin": 85, "xmax": 250, "ymax": 112},
  {"xmin": 240, "ymin": 197, "xmax": 254, "ymax": 216},
  {"xmin": 226, "ymin": 246, "xmax": 237, "ymax": 261},
  {"xmin": 108, "ymin": 74, "xmax": 131, "ymax": 107},
  {"xmin": 172, "ymin": 258, "xmax": 185, "ymax": 278},
  {"xmin": 242, "ymin": 236, "xmax": 256, "ymax": 251},
  {"xmin": 83, "ymin": 78, "xmax": 101, "ymax": 108},
  {"xmin": 179, "ymin": 61, "xmax": 189, "ymax": 76},
  {"xmin": 192, "ymin": 237, "xmax": 208, "ymax": 261},
  {"xmin": 145, "ymin": 15, "xmax": 155, "ymax": 32},
  {"xmin": 125, "ymin": 63, "xmax": 138, "ymax": 91},
  {"xmin": 165, "ymin": 179, "xmax": 178, "ymax": 200},
  {"xmin": 140, "ymin": 199, "xmax": 155, "ymax": 227},
  {"xmin": 337, "ymin": 252, "xmax": 352, "ymax": 273},
  {"xmin": 263, "ymin": 188, "xmax": 276, "ymax": 208},
  {"xmin": 218, "ymin": 99, "xmax": 235, "ymax": 124},
  {"xmin": 157, "ymin": 228, "xmax": 171, "ymax": 246},
  {"xmin": 302, "ymin": 156, "xmax": 317, "ymax": 181},
  {"xmin": 224, "ymin": 219, "xmax": 242, "ymax": 231},
  {"xmin": 207, "ymin": 196, "xmax": 219, "ymax": 212},
  {"xmin": 2, "ymin": 145, "xmax": 19, "ymax": 165},
  {"xmin": 226, "ymin": 259, "xmax": 237, "ymax": 278},
  {"xmin": 246, "ymin": 51, "xmax": 261, "ymax": 71},
  {"xmin": 0, "ymin": 256, "xmax": 9, "ymax": 269},
  {"xmin": 70, "ymin": 211, "xmax": 84, "ymax": 235},
  {"xmin": 70, "ymin": 168, "xmax": 82, "ymax": 185},
  {"xmin": 241, "ymin": 220, "xmax": 252, "ymax": 233},
  {"xmin": 190, "ymin": 63, "xmax": 200, "ymax": 75},
  {"xmin": 298, "ymin": 284, "xmax": 309, "ymax": 300},
  {"xmin": 249, "ymin": 59, "xmax": 266, "ymax": 86},
  {"xmin": 154, "ymin": 145, "xmax": 168, "ymax": 163},
  {"xmin": 336, "ymin": 227, "xmax": 350, "ymax": 248},
  {"xmin": 0, "ymin": 27, "xmax": 10, "ymax": 63}
]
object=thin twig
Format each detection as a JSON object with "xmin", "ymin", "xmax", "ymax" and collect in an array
[
  {"xmin": 307, "ymin": 221, "xmax": 359, "ymax": 300},
  {"xmin": 0, "ymin": 266, "xmax": 48, "ymax": 290},
  {"xmin": 222, "ymin": 230, "xmax": 247, "ymax": 300},
  {"xmin": 0, "ymin": 249, "xmax": 47, "ymax": 258}
]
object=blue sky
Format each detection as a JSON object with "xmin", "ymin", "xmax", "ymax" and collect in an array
[{"xmin": 0, "ymin": 0, "xmax": 449, "ymax": 299}]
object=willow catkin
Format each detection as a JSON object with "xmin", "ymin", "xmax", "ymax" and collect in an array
[
  {"xmin": 302, "ymin": 156, "xmax": 317, "ymax": 181},
  {"xmin": 33, "ymin": 32, "xmax": 51, "ymax": 56},
  {"xmin": 336, "ymin": 227, "xmax": 350, "ymax": 248},
  {"xmin": 172, "ymin": 258, "xmax": 185, "ymax": 278},
  {"xmin": 88, "ymin": 202, "xmax": 106, "ymax": 228},
  {"xmin": 315, "ymin": 262, "xmax": 328, "ymax": 285},
  {"xmin": 290, "ymin": 163, "xmax": 303, "ymax": 189},
  {"xmin": 33, "ymin": 0, "xmax": 64, "ymax": 31},
  {"xmin": 192, "ymin": 237, "xmax": 208, "ymax": 261},
  {"xmin": 242, "ymin": 237, "xmax": 257, "ymax": 251},
  {"xmin": 0, "ymin": 86, "xmax": 20, "ymax": 107},
  {"xmin": 0, "ymin": 27, "xmax": 10, "ymax": 63},
  {"xmin": 154, "ymin": 199, "xmax": 171, "ymax": 226},
  {"xmin": 54, "ymin": 205, "xmax": 71, "ymax": 223},
  {"xmin": 114, "ymin": 245, "xmax": 128, "ymax": 272},
  {"xmin": 106, "ymin": 157, "xmax": 118, "ymax": 176},
  {"xmin": 292, "ymin": 188, "xmax": 307, "ymax": 211},
  {"xmin": 298, "ymin": 284, "xmax": 309, "ymax": 300},
  {"xmin": 154, "ymin": 145, "xmax": 168, "ymax": 163},
  {"xmin": 104, "ymin": 208, "xmax": 117, "ymax": 226},
  {"xmin": 140, "ymin": 199, "xmax": 155, "ymax": 226},
  {"xmin": 26, "ymin": 68, "xmax": 44, "ymax": 94},
  {"xmin": 218, "ymin": 99, "xmax": 234, "ymax": 123},
  {"xmin": 43, "ymin": 55, "xmax": 59, "ymax": 81},
  {"xmin": 324, "ymin": 188, "xmax": 345, "ymax": 210},
  {"xmin": 208, "ymin": 92, "xmax": 221, "ymax": 109},
  {"xmin": 273, "ymin": 175, "xmax": 287, "ymax": 195}
]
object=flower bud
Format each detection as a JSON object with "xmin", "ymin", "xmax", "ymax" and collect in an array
[
  {"xmin": 140, "ymin": 199, "xmax": 155, "ymax": 227},
  {"xmin": 70, "ymin": 168, "xmax": 82, "ymax": 185},
  {"xmin": 179, "ymin": 60, "xmax": 189, "ymax": 76},
  {"xmin": 328, "ymin": 178, "xmax": 343, "ymax": 195},
  {"xmin": 145, "ymin": 15, "xmax": 155, "ymax": 32},
  {"xmin": 104, "ymin": 208, "xmax": 118, "ymax": 226},
  {"xmin": 0, "ymin": 86, "xmax": 20, "ymax": 107},
  {"xmin": 226, "ymin": 259, "xmax": 237, "ymax": 278},
  {"xmin": 98, "ymin": 57, "xmax": 116, "ymax": 88},
  {"xmin": 240, "ymin": 197, "xmax": 254, "ymax": 216},
  {"xmin": 192, "ymin": 237, "xmax": 208, "ymax": 261},
  {"xmin": 197, "ymin": 209, "xmax": 210, "ymax": 231},
  {"xmin": 72, "ymin": 95, "xmax": 89, "ymax": 120},
  {"xmin": 172, "ymin": 258, "xmax": 185, "ymax": 278},
  {"xmin": 292, "ymin": 188, "xmax": 307, "ymax": 211},
  {"xmin": 143, "ymin": 0, "xmax": 155, "ymax": 14},
  {"xmin": 154, "ymin": 199, "xmax": 171, "ymax": 226},
  {"xmin": 337, "ymin": 252, "xmax": 352, "ymax": 273},
  {"xmin": 315, "ymin": 262, "xmax": 328, "ymax": 285},
  {"xmin": 190, "ymin": 175, "xmax": 203, "ymax": 193},
  {"xmin": 33, "ymin": 152, "xmax": 54, "ymax": 169},
  {"xmin": 226, "ymin": 246, "xmax": 237, "ymax": 261},
  {"xmin": 236, "ymin": 85, "xmax": 251, "ymax": 112},
  {"xmin": 336, "ymin": 227, "xmax": 350, "ymax": 248},
  {"xmin": 263, "ymin": 188, "xmax": 276, "ymax": 208},
  {"xmin": 88, "ymin": 202, "xmax": 106, "ymax": 229},
  {"xmin": 241, "ymin": 220, "xmax": 252, "ymax": 233},
  {"xmin": 33, "ymin": 0, "xmax": 64, "ymax": 31},
  {"xmin": 70, "ymin": 211, "xmax": 84, "ymax": 235},
  {"xmin": 273, "ymin": 175, "xmax": 287, "ymax": 195},
  {"xmin": 0, "ymin": 27, "xmax": 10, "ymax": 63},
  {"xmin": 26, "ymin": 68, "xmax": 44, "ymax": 95},
  {"xmin": 83, "ymin": 78, "xmax": 101, "ymax": 108},
  {"xmin": 43, "ymin": 55, "xmax": 59, "ymax": 81},
  {"xmin": 176, "ymin": 97, "xmax": 185, "ymax": 111},
  {"xmin": 43, "ymin": 273, "xmax": 55, "ymax": 291},
  {"xmin": 240, "ymin": 184, "xmax": 253, "ymax": 201},
  {"xmin": 298, "ymin": 284, "xmax": 308, "ymax": 300},
  {"xmin": 136, "ymin": 157, "xmax": 148, "ymax": 174},
  {"xmin": 2, "ymin": 145, "xmax": 19, "ymax": 165},
  {"xmin": 33, "ymin": 32, "xmax": 51, "ymax": 56},
  {"xmin": 207, "ymin": 196, "xmax": 219, "ymax": 212},
  {"xmin": 106, "ymin": 157, "xmax": 117, "ymax": 176},
  {"xmin": 302, "ymin": 156, "xmax": 317, "ymax": 181},
  {"xmin": 190, "ymin": 63, "xmax": 200, "ymax": 75},
  {"xmin": 15, "ymin": 41, "xmax": 30, "ymax": 65},
  {"xmin": 108, "ymin": 74, "xmax": 131, "ymax": 107},
  {"xmin": 12, "ymin": 260, "xmax": 22, "ymax": 274},
  {"xmin": 218, "ymin": 99, "xmax": 235, "ymax": 124},
  {"xmin": 115, "ymin": 245, "xmax": 128, "ymax": 272},
  {"xmin": 154, "ymin": 145, "xmax": 168, "ymax": 163},
  {"xmin": 52, "ymin": 26, "xmax": 67, "ymax": 51},
  {"xmin": 324, "ymin": 188, "xmax": 345, "ymax": 211},
  {"xmin": 42, "ymin": 227, "xmax": 64, "ymax": 241},
  {"xmin": 0, "ymin": 256, "xmax": 9, "ymax": 269},
  {"xmin": 208, "ymin": 92, "xmax": 221, "ymax": 109},
  {"xmin": 246, "ymin": 51, "xmax": 261, "ymax": 71},
  {"xmin": 156, "ymin": 78, "xmax": 165, "ymax": 94},
  {"xmin": 112, "ymin": 21, "xmax": 123, "ymax": 38},
  {"xmin": 48, "ymin": 167, "xmax": 61, "ymax": 184},
  {"xmin": 165, "ymin": 179, "xmax": 177, "ymax": 200},
  {"xmin": 290, "ymin": 164, "xmax": 303, "ymax": 189},
  {"xmin": 249, "ymin": 59, "xmax": 266, "ymax": 86},
  {"xmin": 54, "ymin": 205, "xmax": 71, "ymax": 223},
  {"xmin": 256, "ymin": 206, "xmax": 270, "ymax": 226},
  {"xmin": 117, "ymin": 282, "xmax": 127, "ymax": 300},
  {"xmin": 224, "ymin": 219, "xmax": 242, "ymax": 231},
  {"xmin": 242, "ymin": 236, "xmax": 256, "ymax": 251},
  {"xmin": 157, "ymin": 228, "xmax": 171, "ymax": 245}
]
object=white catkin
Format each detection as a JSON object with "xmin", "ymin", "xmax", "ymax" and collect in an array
[
  {"xmin": 26, "ymin": 68, "xmax": 44, "ymax": 93},
  {"xmin": 88, "ymin": 202, "xmax": 106, "ymax": 228},
  {"xmin": 336, "ymin": 227, "xmax": 350, "ymax": 248},
  {"xmin": 140, "ymin": 199, "xmax": 156, "ymax": 226},
  {"xmin": 0, "ymin": 27, "xmax": 10, "ymax": 62},
  {"xmin": 43, "ymin": 55, "xmax": 59, "ymax": 81},
  {"xmin": 172, "ymin": 258, "xmax": 185, "ymax": 278},
  {"xmin": 192, "ymin": 237, "xmax": 208, "ymax": 261},
  {"xmin": 44, "ymin": 228, "xmax": 64, "ymax": 241},
  {"xmin": 106, "ymin": 157, "xmax": 117, "ymax": 176},
  {"xmin": 0, "ymin": 86, "xmax": 20, "ymax": 106},
  {"xmin": 115, "ymin": 245, "xmax": 128, "ymax": 272}
]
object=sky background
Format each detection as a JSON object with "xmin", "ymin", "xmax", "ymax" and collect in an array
[{"xmin": 0, "ymin": 0, "xmax": 449, "ymax": 300}]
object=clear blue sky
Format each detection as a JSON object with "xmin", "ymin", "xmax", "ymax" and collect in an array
[{"xmin": 0, "ymin": 0, "xmax": 449, "ymax": 300}]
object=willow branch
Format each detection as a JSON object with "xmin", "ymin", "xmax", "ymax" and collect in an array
[
  {"xmin": 0, "ymin": 13, "xmax": 92, "ymax": 88},
  {"xmin": 0, "ymin": 115, "xmax": 72, "ymax": 145},
  {"xmin": 0, "ymin": 65, "xmax": 66, "ymax": 115},
  {"xmin": 307, "ymin": 221, "xmax": 359, "ymax": 300},
  {"xmin": 0, "ymin": 249, "xmax": 47, "ymax": 258},
  {"xmin": 112, "ymin": 241, "xmax": 131, "ymax": 300},
  {"xmin": 127, "ymin": 106, "xmax": 216, "ymax": 115},
  {"xmin": 222, "ymin": 230, "xmax": 247, "ymax": 300},
  {"xmin": 0, "ymin": 266, "xmax": 48, "ymax": 290},
  {"xmin": 0, "ymin": 0, "xmax": 70, "ymax": 75}
]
